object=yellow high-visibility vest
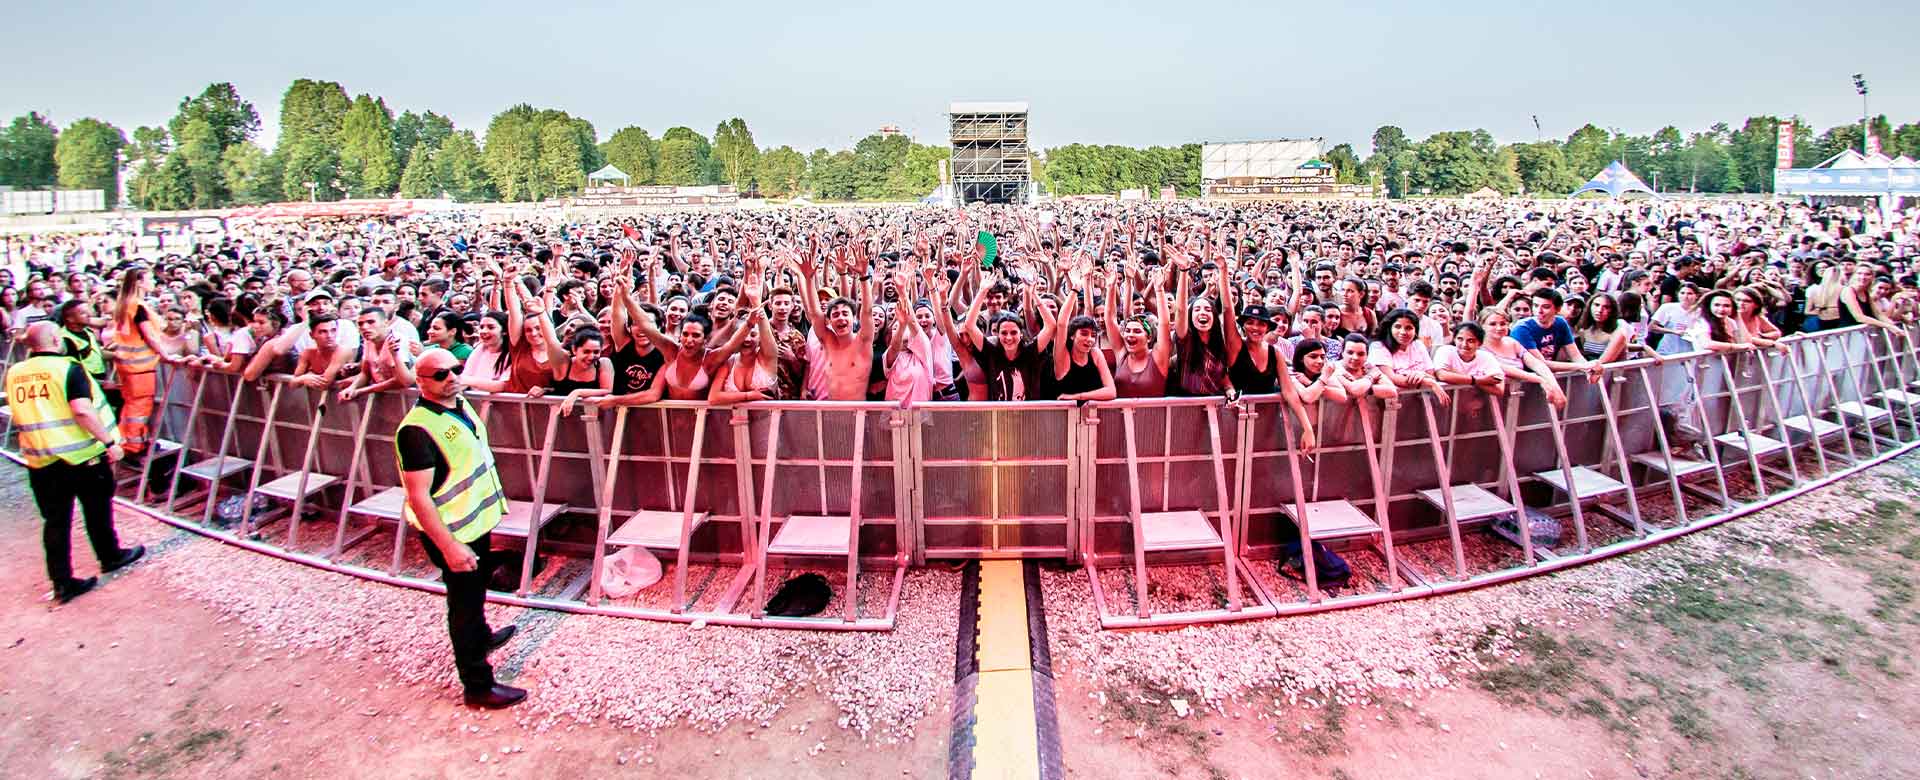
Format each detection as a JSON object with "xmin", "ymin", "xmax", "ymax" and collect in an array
[
  {"xmin": 5, "ymin": 355, "xmax": 115, "ymax": 468},
  {"xmin": 62, "ymin": 328, "xmax": 108, "ymax": 380},
  {"xmin": 395, "ymin": 397, "xmax": 506, "ymax": 543}
]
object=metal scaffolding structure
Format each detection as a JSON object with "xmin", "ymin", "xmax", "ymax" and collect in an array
[{"xmin": 949, "ymin": 101, "xmax": 1031, "ymax": 204}]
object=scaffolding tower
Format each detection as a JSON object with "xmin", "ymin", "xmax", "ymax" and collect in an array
[{"xmin": 948, "ymin": 101, "xmax": 1031, "ymax": 204}]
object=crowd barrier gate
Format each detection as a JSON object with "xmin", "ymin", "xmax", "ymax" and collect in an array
[{"xmin": 3, "ymin": 325, "xmax": 1918, "ymax": 631}]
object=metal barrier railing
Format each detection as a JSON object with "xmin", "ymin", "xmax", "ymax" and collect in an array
[{"xmin": 2, "ymin": 324, "xmax": 1916, "ymax": 630}]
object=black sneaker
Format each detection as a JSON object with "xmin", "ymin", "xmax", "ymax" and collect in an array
[
  {"xmin": 54, "ymin": 577, "xmax": 98, "ymax": 604},
  {"xmin": 102, "ymin": 545, "xmax": 146, "ymax": 574}
]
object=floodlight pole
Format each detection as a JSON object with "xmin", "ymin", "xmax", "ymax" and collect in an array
[{"xmin": 1853, "ymin": 74, "xmax": 1870, "ymax": 154}]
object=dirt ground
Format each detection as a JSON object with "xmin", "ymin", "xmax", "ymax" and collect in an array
[
  {"xmin": 1049, "ymin": 460, "xmax": 1920, "ymax": 780},
  {"xmin": 2, "ymin": 456, "xmax": 1918, "ymax": 779}
]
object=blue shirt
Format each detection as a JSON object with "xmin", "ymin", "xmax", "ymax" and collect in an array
[{"xmin": 1511, "ymin": 316, "xmax": 1575, "ymax": 359}]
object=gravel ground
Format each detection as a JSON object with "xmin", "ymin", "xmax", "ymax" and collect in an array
[
  {"xmin": 1043, "ymin": 458, "xmax": 1913, "ymax": 710},
  {"xmin": 144, "ymin": 534, "xmax": 957, "ymax": 748}
]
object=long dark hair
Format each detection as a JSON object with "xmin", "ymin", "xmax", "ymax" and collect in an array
[
  {"xmin": 1698, "ymin": 290, "xmax": 1737, "ymax": 343},
  {"xmin": 1576, "ymin": 292, "xmax": 1620, "ymax": 334},
  {"xmin": 1373, "ymin": 308, "xmax": 1421, "ymax": 354}
]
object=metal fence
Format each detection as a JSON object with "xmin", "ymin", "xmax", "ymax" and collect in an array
[{"xmin": 4, "ymin": 324, "xmax": 1918, "ymax": 630}]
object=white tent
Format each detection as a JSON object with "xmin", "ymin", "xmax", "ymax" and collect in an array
[{"xmin": 587, "ymin": 164, "xmax": 629, "ymax": 186}]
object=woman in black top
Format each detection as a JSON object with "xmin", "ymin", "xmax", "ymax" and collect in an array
[
  {"xmin": 1049, "ymin": 293, "xmax": 1115, "ymax": 403},
  {"xmin": 1227, "ymin": 304, "xmax": 1282, "ymax": 395}
]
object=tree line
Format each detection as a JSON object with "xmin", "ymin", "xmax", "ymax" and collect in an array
[{"xmin": 3, "ymin": 79, "xmax": 1918, "ymax": 209}]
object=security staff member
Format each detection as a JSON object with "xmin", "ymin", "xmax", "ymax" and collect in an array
[
  {"xmin": 56, "ymin": 300, "xmax": 116, "ymax": 407},
  {"xmin": 395, "ymin": 347, "xmax": 525, "ymax": 709},
  {"xmin": 5, "ymin": 323, "xmax": 145, "ymax": 603}
]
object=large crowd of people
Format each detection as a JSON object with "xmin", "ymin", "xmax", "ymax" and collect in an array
[{"xmin": 4, "ymin": 197, "xmax": 1917, "ymax": 458}]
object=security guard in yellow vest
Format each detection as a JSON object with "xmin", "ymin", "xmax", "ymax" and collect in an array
[
  {"xmin": 4, "ymin": 323, "xmax": 145, "ymax": 604},
  {"xmin": 395, "ymin": 347, "xmax": 525, "ymax": 709},
  {"xmin": 56, "ymin": 300, "xmax": 116, "ymax": 407}
]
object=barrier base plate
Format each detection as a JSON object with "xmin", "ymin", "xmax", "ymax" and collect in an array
[
  {"xmin": 1835, "ymin": 401, "xmax": 1894, "ymax": 424},
  {"xmin": 609, "ymin": 509, "xmax": 711, "ymax": 548},
  {"xmin": 1283, "ymin": 501, "xmax": 1380, "ymax": 541},
  {"xmin": 1416, "ymin": 484, "xmax": 1513, "ymax": 521},
  {"xmin": 1875, "ymin": 389, "xmax": 1920, "ymax": 406},
  {"xmin": 1781, "ymin": 415, "xmax": 1846, "ymax": 438},
  {"xmin": 257, "ymin": 472, "xmax": 339, "ymax": 501},
  {"xmin": 1630, "ymin": 451, "xmax": 1717, "ymax": 478},
  {"xmin": 1138, "ymin": 510, "xmax": 1225, "ymax": 552},
  {"xmin": 182, "ymin": 456, "xmax": 251, "ymax": 481},
  {"xmin": 769, "ymin": 515, "xmax": 853, "ymax": 556},
  {"xmin": 346, "ymin": 486, "xmax": 407, "ymax": 520},
  {"xmin": 494, "ymin": 501, "xmax": 567, "ymax": 539},
  {"xmin": 1715, "ymin": 431, "xmax": 1788, "ymax": 455},
  {"xmin": 1533, "ymin": 466, "xmax": 1627, "ymax": 498}
]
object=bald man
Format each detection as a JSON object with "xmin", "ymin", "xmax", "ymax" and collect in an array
[
  {"xmin": 394, "ymin": 347, "xmax": 525, "ymax": 708},
  {"xmin": 4, "ymin": 323, "xmax": 145, "ymax": 603}
]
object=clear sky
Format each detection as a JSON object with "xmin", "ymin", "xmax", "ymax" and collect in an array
[{"xmin": 4, "ymin": 0, "xmax": 1916, "ymax": 155}]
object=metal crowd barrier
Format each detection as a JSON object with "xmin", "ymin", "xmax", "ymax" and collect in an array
[{"xmin": 3, "ymin": 324, "xmax": 1918, "ymax": 631}]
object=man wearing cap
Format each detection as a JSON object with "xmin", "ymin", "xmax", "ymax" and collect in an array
[
  {"xmin": 395, "ymin": 347, "xmax": 525, "ymax": 709},
  {"xmin": 5, "ymin": 323, "xmax": 145, "ymax": 604}
]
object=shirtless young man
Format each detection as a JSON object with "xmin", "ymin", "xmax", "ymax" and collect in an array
[
  {"xmin": 289, "ymin": 313, "xmax": 351, "ymax": 390},
  {"xmin": 786, "ymin": 249, "xmax": 876, "ymax": 401}
]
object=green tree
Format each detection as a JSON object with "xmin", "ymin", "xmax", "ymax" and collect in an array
[
  {"xmin": 340, "ymin": 94, "xmax": 398, "ymax": 197},
  {"xmin": 712, "ymin": 118, "xmax": 759, "ymax": 188},
  {"xmin": 599, "ymin": 127, "xmax": 658, "ymax": 184},
  {"xmin": 53, "ymin": 118, "xmax": 125, "ymax": 202},
  {"xmin": 656, "ymin": 137, "xmax": 706, "ymax": 186},
  {"xmin": 1365, "ymin": 126, "xmax": 1412, "ymax": 197},
  {"xmin": 434, "ymin": 130, "xmax": 493, "ymax": 201},
  {"xmin": 397, "ymin": 141, "xmax": 438, "ymax": 198},
  {"xmin": 536, "ymin": 121, "xmax": 585, "ymax": 197},
  {"xmin": 851, "ymin": 133, "xmax": 911, "ymax": 200},
  {"xmin": 1512, "ymin": 141, "xmax": 1580, "ymax": 195},
  {"xmin": 660, "ymin": 127, "xmax": 713, "ymax": 183},
  {"xmin": 1562, "ymin": 124, "xmax": 1611, "ymax": 179},
  {"xmin": 0, "ymin": 112, "xmax": 59, "ymax": 187},
  {"xmin": 1325, "ymin": 143, "xmax": 1362, "ymax": 184},
  {"xmin": 755, "ymin": 145, "xmax": 806, "ymax": 197},
  {"xmin": 143, "ymin": 156, "xmax": 195, "ymax": 210},
  {"xmin": 1406, "ymin": 130, "xmax": 1496, "ymax": 195},
  {"xmin": 806, "ymin": 148, "xmax": 857, "ymax": 200},
  {"xmin": 173, "ymin": 115, "xmax": 227, "ymax": 208},
  {"xmin": 164, "ymin": 82, "xmax": 260, "ymax": 207},
  {"xmin": 481, "ymin": 104, "xmax": 541, "ymax": 200},
  {"xmin": 1893, "ymin": 122, "xmax": 1920, "ymax": 159},
  {"xmin": 272, "ymin": 79, "xmax": 350, "ymax": 200},
  {"xmin": 220, "ymin": 142, "xmax": 277, "ymax": 204},
  {"xmin": 392, "ymin": 110, "xmax": 454, "ymax": 173},
  {"xmin": 125, "ymin": 126, "xmax": 171, "ymax": 209}
]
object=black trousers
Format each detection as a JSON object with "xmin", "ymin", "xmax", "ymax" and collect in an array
[
  {"xmin": 419, "ymin": 531, "xmax": 502, "ymax": 694},
  {"xmin": 28, "ymin": 457, "xmax": 122, "ymax": 587}
]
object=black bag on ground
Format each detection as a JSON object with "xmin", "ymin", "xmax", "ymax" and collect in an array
[
  {"xmin": 764, "ymin": 573, "xmax": 833, "ymax": 617},
  {"xmin": 143, "ymin": 451, "xmax": 180, "ymax": 497},
  {"xmin": 1277, "ymin": 540, "xmax": 1352, "ymax": 588}
]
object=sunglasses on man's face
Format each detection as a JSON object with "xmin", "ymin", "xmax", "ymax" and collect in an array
[{"xmin": 423, "ymin": 364, "xmax": 464, "ymax": 382}]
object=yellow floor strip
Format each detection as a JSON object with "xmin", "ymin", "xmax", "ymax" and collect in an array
[{"xmin": 970, "ymin": 560, "xmax": 1039, "ymax": 780}]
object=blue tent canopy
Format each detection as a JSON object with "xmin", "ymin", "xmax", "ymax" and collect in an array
[{"xmin": 1569, "ymin": 160, "xmax": 1658, "ymax": 199}]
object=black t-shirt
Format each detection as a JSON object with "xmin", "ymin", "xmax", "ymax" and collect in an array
[
  {"xmin": 971, "ymin": 339, "xmax": 1047, "ymax": 402},
  {"xmin": 396, "ymin": 398, "xmax": 478, "ymax": 493},
  {"xmin": 610, "ymin": 342, "xmax": 664, "ymax": 394}
]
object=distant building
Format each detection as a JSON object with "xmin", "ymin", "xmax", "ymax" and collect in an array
[{"xmin": 877, "ymin": 125, "xmax": 906, "ymax": 138}]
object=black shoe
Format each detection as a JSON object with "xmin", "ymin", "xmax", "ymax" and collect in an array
[
  {"xmin": 488, "ymin": 624, "xmax": 517, "ymax": 651},
  {"xmin": 102, "ymin": 545, "xmax": 146, "ymax": 574},
  {"xmin": 462, "ymin": 684, "xmax": 527, "ymax": 709},
  {"xmin": 54, "ymin": 577, "xmax": 97, "ymax": 604}
]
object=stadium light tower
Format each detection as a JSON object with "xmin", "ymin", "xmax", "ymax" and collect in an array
[{"xmin": 1853, "ymin": 74, "xmax": 1869, "ymax": 154}]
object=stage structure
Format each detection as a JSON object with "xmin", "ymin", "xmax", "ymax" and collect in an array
[
  {"xmin": 949, "ymin": 102, "xmax": 1031, "ymax": 204},
  {"xmin": 1201, "ymin": 139, "xmax": 1374, "ymax": 200}
]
